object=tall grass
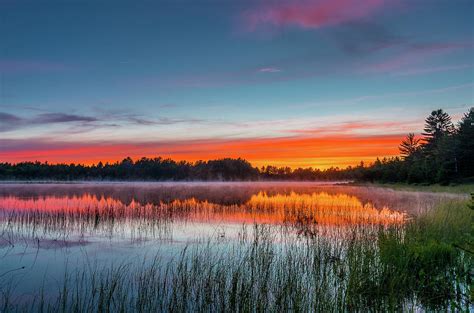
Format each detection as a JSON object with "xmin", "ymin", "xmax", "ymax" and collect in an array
[
  {"xmin": 375, "ymin": 199, "xmax": 473, "ymax": 310},
  {"xmin": 1, "ymin": 199, "xmax": 472, "ymax": 312}
]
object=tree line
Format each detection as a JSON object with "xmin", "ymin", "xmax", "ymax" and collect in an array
[
  {"xmin": 0, "ymin": 107, "xmax": 472, "ymax": 184},
  {"xmin": 356, "ymin": 107, "xmax": 473, "ymax": 184}
]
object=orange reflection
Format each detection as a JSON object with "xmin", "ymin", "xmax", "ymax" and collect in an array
[{"xmin": 0, "ymin": 191, "xmax": 406, "ymax": 227}]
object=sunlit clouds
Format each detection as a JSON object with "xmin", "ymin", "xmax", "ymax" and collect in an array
[
  {"xmin": 0, "ymin": 105, "xmax": 461, "ymax": 168},
  {"xmin": 0, "ymin": 133, "xmax": 403, "ymax": 169},
  {"xmin": 243, "ymin": 0, "xmax": 388, "ymax": 31},
  {"xmin": 0, "ymin": 0, "xmax": 473, "ymax": 168}
]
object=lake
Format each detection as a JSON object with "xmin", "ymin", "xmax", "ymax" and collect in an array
[{"xmin": 0, "ymin": 182, "xmax": 468, "ymax": 311}]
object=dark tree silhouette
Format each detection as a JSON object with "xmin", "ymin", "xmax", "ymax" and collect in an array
[
  {"xmin": 457, "ymin": 107, "xmax": 474, "ymax": 177},
  {"xmin": 399, "ymin": 133, "xmax": 420, "ymax": 159},
  {"xmin": 422, "ymin": 109, "xmax": 454, "ymax": 149}
]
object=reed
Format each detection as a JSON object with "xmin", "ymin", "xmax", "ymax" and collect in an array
[
  {"xmin": 0, "ymin": 184, "xmax": 471, "ymax": 312},
  {"xmin": 1, "ymin": 200, "xmax": 472, "ymax": 312}
]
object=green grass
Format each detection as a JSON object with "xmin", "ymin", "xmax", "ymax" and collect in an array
[
  {"xmin": 376, "ymin": 199, "xmax": 473, "ymax": 310},
  {"xmin": 1, "ymin": 200, "xmax": 472, "ymax": 312}
]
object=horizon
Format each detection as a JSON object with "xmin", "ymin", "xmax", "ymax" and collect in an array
[
  {"xmin": 1, "ymin": 106, "xmax": 471, "ymax": 170},
  {"xmin": 0, "ymin": 154, "xmax": 384, "ymax": 169},
  {"xmin": 1, "ymin": 0, "xmax": 473, "ymax": 169}
]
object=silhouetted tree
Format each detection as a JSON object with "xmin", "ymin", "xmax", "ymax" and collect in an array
[
  {"xmin": 457, "ymin": 107, "xmax": 474, "ymax": 177},
  {"xmin": 421, "ymin": 109, "xmax": 456, "ymax": 183},
  {"xmin": 422, "ymin": 109, "xmax": 454, "ymax": 152},
  {"xmin": 399, "ymin": 133, "xmax": 420, "ymax": 159}
]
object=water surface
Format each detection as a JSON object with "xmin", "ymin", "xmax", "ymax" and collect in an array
[{"xmin": 0, "ymin": 182, "xmax": 464, "ymax": 302}]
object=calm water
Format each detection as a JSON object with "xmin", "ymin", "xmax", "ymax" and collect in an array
[{"xmin": 0, "ymin": 182, "xmax": 464, "ymax": 302}]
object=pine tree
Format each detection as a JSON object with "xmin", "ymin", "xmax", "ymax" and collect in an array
[
  {"xmin": 422, "ymin": 109, "xmax": 454, "ymax": 151},
  {"xmin": 457, "ymin": 107, "xmax": 474, "ymax": 177},
  {"xmin": 419, "ymin": 109, "xmax": 456, "ymax": 182},
  {"xmin": 399, "ymin": 133, "xmax": 420, "ymax": 159}
]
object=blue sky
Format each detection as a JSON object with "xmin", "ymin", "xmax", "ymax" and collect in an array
[{"xmin": 0, "ymin": 0, "xmax": 473, "ymax": 167}]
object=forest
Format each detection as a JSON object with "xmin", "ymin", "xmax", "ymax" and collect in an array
[{"xmin": 1, "ymin": 107, "xmax": 472, "ymax": 184}]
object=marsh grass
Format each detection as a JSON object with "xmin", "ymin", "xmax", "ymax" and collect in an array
[
  {"xmin": 375, "ymin": 200, "xmax": 473, "ymax": 310},
  {"xmin": 1, "ymin": 200, "xmax": 472, "ymax": 312},
  {"xmin": 0, "ymin": 185, "xmax": 472, "ymax": 312}
]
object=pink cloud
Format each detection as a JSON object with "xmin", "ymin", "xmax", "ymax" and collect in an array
[
  {"xmin": 243, "ymin": 0, "xmax": 388, "ymax": 31},
  {"xmin": 288, "ymin": 120, "xmax": 420, "ymax": 137}
]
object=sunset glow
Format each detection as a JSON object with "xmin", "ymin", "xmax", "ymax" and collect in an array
[
  {"xmin": 1, "ymin": 0, "xmax": 472, "ymax": 168},
  {"xmin": 1, "ymin": 2, "xmax": 473, "ymax": 311},
  {"xmin": 0, "ymin": 191, "xmax": 406, "ymax": 226},
  {"xmin": 0, "ymin": 134, "xmax": 403, "ymax": 168}
]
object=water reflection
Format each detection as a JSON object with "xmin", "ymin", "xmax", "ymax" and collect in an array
[
  {"xmin": 0, "ymin": 191, "xmax": 405, "ymax": 224},
  {"xmin": 0, "ymin": 182, "xmax": 461, "ymax": 245},
  {"xmin": 0, "ymin": 183, "xmax": 468, "ymax": 311}
]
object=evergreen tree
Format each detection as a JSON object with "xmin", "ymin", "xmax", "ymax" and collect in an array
[
  {"xmin": 422, "ymin": 109, "xmax": 454, "ymax": 151},
  {"xmin": 422, "ymin": 109, "xmax": 456, "ymax": 183},
  {"xmin": 457, "ymin": 107, "xmax": 474, "ymax": 177},
  {"xmin": 399, "ymin": 133, "xmax": 420, "ymax": 159}
]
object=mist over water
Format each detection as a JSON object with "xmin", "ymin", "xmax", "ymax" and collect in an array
[{"xmin": 0, "ymin": 182, "xmax": 467, "ymax": 308}]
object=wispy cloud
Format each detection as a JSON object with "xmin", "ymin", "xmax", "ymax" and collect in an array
[
  {"xmin": 288, "ymin": 120, "xmax": 420, "ymax": 136},
  {"xmin": 125, "ymin": 116, "xmax": 205, "ymax": 126},
  {"xmin": 90, "ymin": 107, "xmax": 206, "ymax": 126},
  {"xmin": 34, "ymin": 113, "xmax": 98, "ymax": 124},
  {"xmin": 243, "ymin": 0, "xmax": 389, "ymax": 31},
  {"xmin": 0, "ymin": 112, "xmax": 22, "ymax": 124},
  {"xmin": 0, "ymin": 110, "xmax": 205, "ymax": 133},
  {"xmin": 0, "ymin": 112, "xmax": 99, "ymax": 132},
  {"xmin": 258, "ymin": 67, "xmax": 281, "ymax": 73}
]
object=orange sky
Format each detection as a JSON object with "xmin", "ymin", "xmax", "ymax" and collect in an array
[{"xmin": 0, "ymin": 134, "xmax": 403, "ymax": 169}]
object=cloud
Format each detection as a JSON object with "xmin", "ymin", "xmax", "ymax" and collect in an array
[
  {"xmin": 258, "ymin": 67, "xmax": 282, "ymax": 73},
  {"xmin": 0, "ymin": 109, "xmax": 209, "ymax": 133},
  {"xmin": 288, "ymin": 120, "xmax": 420, "ymax": 136},
  {"xmin": 0, "ymin": 113, "xmax": 23, "ymax": 131},
  {"xmin": 34, "ymin": 113, "xmax": 98, "ymax": 124},
  {"xmin": 243, "ymin": 0, "xmax": 388, "ymax": 31},
  {"xmin": 126, "ymin": 116, "xmax": 205, "ymax": 126},
  {"xmin": 0, "ymin": 112, "xmax": 98, "ymax": 132},
  {"xmin": 0, "ymin": 112, "xmax": 22, "ymax": 123}
]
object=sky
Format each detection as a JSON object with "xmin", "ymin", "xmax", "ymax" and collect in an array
[{"xmin": 0, "ymin": 0, "xmax": 473, "ymax": 169}]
